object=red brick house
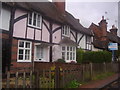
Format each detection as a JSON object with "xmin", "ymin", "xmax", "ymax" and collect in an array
[{"xmin": 89, "ymin": 16, "xmax": 120, "ymax": 50}]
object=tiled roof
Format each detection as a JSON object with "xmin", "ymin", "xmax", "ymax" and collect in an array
[
  {"xmin": 59, "ymin": 37, "xmax": 78, "ymax": 46},
  {"xmin": 107, "ymin": 32, "xmax": 120, "ymax": 44},
  {"xmin": 6, "ymin": 2, "xmax": 92, "ymax": 36}
]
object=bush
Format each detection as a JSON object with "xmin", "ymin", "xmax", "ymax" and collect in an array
[
  {"xmin": 76, "ymin": 49, "xmax": 112, "ymax": 63},
  {"xmin": 70, "ymin": 61, "xmax": 76, "ymax": 64},
  {"xmin": 76, "ymin": 48, "xmax": 84, "ymax": 63},
  {"xmin": 56, "ymin": 59, "xmax": 65, "ymax": 63},
  {"xmin": 65, "ymin": 80, "xmax": 80, "ymax": 88}
]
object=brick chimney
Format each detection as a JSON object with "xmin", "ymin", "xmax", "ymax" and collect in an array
[
  {"xmin": 98, "ymin": 16, "xmax": 107, "ymax": 39},
  {"xmin": 52, "ymin": 0, "xmax": 65, "ymax": 14},
  {"xmin": 110, "ymin": 25, "xmax": 118, "ymax": 35}
]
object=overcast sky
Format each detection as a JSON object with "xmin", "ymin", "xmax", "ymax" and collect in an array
[{"xmin": 66, "ymin": 1, "xmax": 119, "ymax": 31}]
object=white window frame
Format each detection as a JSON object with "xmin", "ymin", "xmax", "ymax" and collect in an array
[
  {"xmin": 17, "ymin": 40, "xmax": 32, "ymax": 62},
  {"xmin": 61, "ymin": 46, "xmax": 76, "ymax": 62},
  {"xmin": 62, "ymin": 26, "xmax": 70, "ymax": 37},
  {"xmin": 86, "ymin": 36, "xmax": 92, "ymax": 50},
  {"xmin": 28, "ymin": 12, "xmax": 42, "ymax": 29},
  {"xmin": 34, "ymin": 44, "xmax": 45, "ymax": 62}
]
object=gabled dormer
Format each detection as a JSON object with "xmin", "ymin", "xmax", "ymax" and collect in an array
[
  {"xmin": 28, "ymin": 12, "xmax": 42, "ymax": 29},
  {"xmin": 62, "ymin": 25, "xmax": 70, "ymax": 37}
]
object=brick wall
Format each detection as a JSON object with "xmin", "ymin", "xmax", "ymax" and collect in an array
[
  {"xmin": 11, "ymin": 38, "xmax": 33, "ymax": 73},
  {"xmin": 2, "ymin": 32, "xmax": 9, "ymax": 73}
]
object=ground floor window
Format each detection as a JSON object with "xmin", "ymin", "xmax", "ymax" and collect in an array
[
  {"xmin": 17, "ymin": 40, "xmax": 32, "ymax": 62},
  {"xmin": 34, "ymin": 45, "xmax": 44, "ymax": 61},
  {"xmin": 62, "ymin": 46, "xmax": 76, "ymax": 61}
]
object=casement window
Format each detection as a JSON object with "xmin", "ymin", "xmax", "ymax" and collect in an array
[
  {"xmin": 86, "ymin": 36, "xmax": 92, "ymax": 50},
  {"xmin": 62, "ymin": 26, "xmax": 70, "ymax": 37},
  {"xmin": 28, "ymin": 12, "xmax": 42, "ymax": 29},
  {"xmin": 34, "ymin": 45, "xmax": 44, "ymax": 61},
  {"xmin": 62, "ymin": 46, "xmax": 76, "ymax": 61},
  {"xmin": 17, "ymin": 40, "xmax": 32, "ymax": 62}
]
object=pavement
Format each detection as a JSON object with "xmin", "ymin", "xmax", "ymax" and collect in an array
[{"xmin": 79, "ymin": 73, "xmax": 120, "ymax": 88}]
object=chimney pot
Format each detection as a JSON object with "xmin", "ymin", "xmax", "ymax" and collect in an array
[
  {"xmin": 102, "ymin": 16, "xmax": 104, "ymax": 20},
  {"xmin": 110, "ymin": 25, "xmax": 118, "ymax": 35}
]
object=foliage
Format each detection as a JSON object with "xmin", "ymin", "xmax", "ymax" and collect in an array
[
  {"xmin": 76, "ymin": 48, "xmax": 84, "ymax": 63},
  {"xmin": 65, "ymin": 80, "xmax": 80, "ymax": 88},
  {"xmin": 55, "ymin": 59, "xmax": 65, "ymax": 63},
  {"xmin": 92, "ymin": 72, "xmax": 115, "ymax": 81},
  {"xmin": 70, "ymin": 61, "xmax": 76, "ymax": 64},
  {"xmin": 76, "ymin": 49, "xmax": 112, "ymax": 63},
  {"xmin": 40, "ymin": 77, "xmax": 54, "ymax": 88},
  {"xmin": 79, "ymin": 72, "xmax": 115, "ymax": 87}
]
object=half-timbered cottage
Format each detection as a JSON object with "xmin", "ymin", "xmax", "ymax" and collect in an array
[{"xmin": 1, "ymin": 1, "xmax": 93, "ymax": 73}]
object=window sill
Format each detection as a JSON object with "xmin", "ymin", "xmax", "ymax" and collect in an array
[
  {"xmin": 65, "ymin": 60, "xmax": 76, "ymax": 63},
  {"xmin": 62, "ymin": 34, "xmax": 70, "ymax": 38},
  {"xmin": 27, "ymin": 24, "xmax": 41, "ymax": 30},
  {"xmin": 34, "ymin": 60, "xmax": 47, "ymax": 62},
  {"xmin": 17, "ymin": 60, "xmax": 31, "ymax": 63}
]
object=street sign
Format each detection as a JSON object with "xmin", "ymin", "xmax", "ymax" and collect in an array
[{"xmin": 108, "ymin": 43, "xmax": 118, "ymax": 50}]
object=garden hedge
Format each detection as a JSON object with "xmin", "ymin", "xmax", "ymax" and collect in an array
[{"xmin": 76, "ymin": 49, "xmax": 112, "ymax": 63}]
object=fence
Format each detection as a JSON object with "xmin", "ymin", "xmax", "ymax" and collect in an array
[{"xmin": 2, "ymin": 62, "xmax": 119, "ymax": 88}]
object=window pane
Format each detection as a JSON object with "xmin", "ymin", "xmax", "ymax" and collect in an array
[
  {"xmin": 65, "ymin": 29, "xmax": 67, "ymax": 35},
  {"xmin": 19, "ymin": 41, "xmax": 24, "ymax": 47},
  {"xmin": 25, "ymin": 50, "xmax": 30, "ymax": 60},
  {"xmin": 25, "ymin": 50, "xmax": 30, "ymax": 54},
  {"xmin": 73, "ymin": 47, "xmax": 75, "ymax": 51},
  {"xmin": 62, "ymin": 46, "xmax": 65, "ymax": 51},
  {"xmin": 19, "ymin": 55, "xmax": 23, "ymax": 60},
  {"xmin": 62, "ymin": 28, "xmax": 64, "ymax": 35},
  {"xmin": 36, "ymin": 46, "xmax": 44, "ymax": 60},
  {"xmin": 19, "ymin": 49, "xmax": 23, "ymax": 54},
  {"xmin": 70, "ymin": 52, "xmax": 72, "ymax": 60},
  {"xmin": 29, "ymin": 13, "xmax": 32, "ymax": 25},
  {"xmin": 40, "ymin": 47, "xmax": 43, "ymax": 58},
  {"xmin": 67, "ymin": 46, "xmax": 69, "ymax": 51},
  {"xmin": 33, "ymin": 13, "xmax": 36, "ymax": 26},
  {"xmin": 73, "ymin": 53, "xmax": 75, "ymax": 60},
  {"xmin": 37, "ymin": 15, "xmax": 41, "ymax": 27},
  {"xmin": 67, "ymin": 52, "xmax": 69, "ymax": 60},
  {"xmin": 26, "ymin": 42, "xmax": 30, "ymax": 48},
  {"xmin": 70, "ymin": 47, "xmax": 72, "ymax": 51},
  {"xmin": 62, "ymin": 52, "xmax": 65, "ymax": 60}
]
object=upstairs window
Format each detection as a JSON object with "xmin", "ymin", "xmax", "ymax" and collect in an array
[
  {"xmin": 28, "ymin": 12, "xmax": 42, "ymax": 29},
  {"xmin": 86, "ymin": 36, "xmax": 92, "ymax": 50},
  {"xmin": 62, "ymin": 26, "xmax": 70, "ymax": 37}
]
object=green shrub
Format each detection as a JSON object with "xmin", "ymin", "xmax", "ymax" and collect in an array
[
  {"xmin": 76, "ymin": 49, "xmax": 112, "ymax": 63},
  {"xmin": 76, "ymin": 48, "xmax": 84, "ymax": 63},
  {"xmin": 65, "ymin": 80, "xmax": 80, "ymax": 88},
  {"xmin": 56, "ymin": 59, "xmax": 65, "ymax": 63}
]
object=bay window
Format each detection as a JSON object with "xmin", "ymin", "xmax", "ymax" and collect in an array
[
  {"xmin": 62, "ymin": 46, "xmax": 76, "ymax": 62},
  {"xmin": 17, "ymin": 40, "xmax": 32, "ymax": 62}
]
